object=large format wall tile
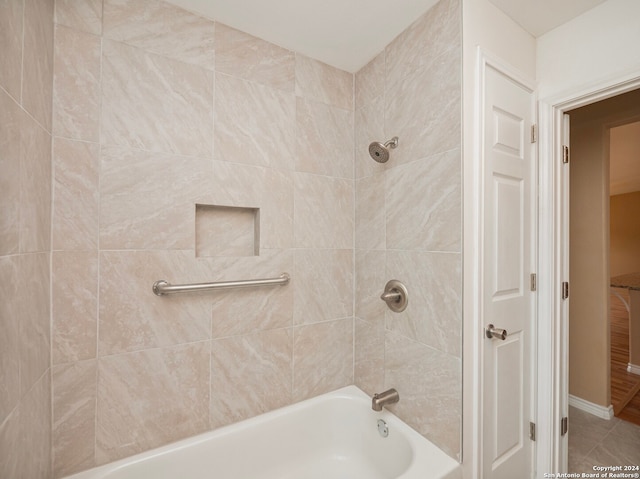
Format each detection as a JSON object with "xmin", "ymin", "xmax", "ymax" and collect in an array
[
  {"xmin": 385, "ymin": 50, "xmax": 461, "ymax": 166},
  {"xmin": 21, "ymin": 373, "xmax": 53, "ymax": 479},
  {"xmin": 53, "ymin": 25, "xmax": 101, "ymax": 141},
  {"xmin": 100, "ymin": 145, "xmax": 211, "ymax": 250},
  {"xmin": 0, "ymin": 256, "xmax": 20, "ymax": 422},
  {"xmin": 19, "ymin": 113, "xmax": 51, "ymax": 253},
  {"xmin": 0, "ymin": 92, "xmax": 51, "ymax": 254},
  {"xmin": 0, "ymin": 371, "xmax": 52, "ymax": 479},
  {"xmin": 354, "ymin": 317, "xmax": 385, "ymax": 395},
  {"xmin": 385, "ymin": 331, "xmax": 461, "ymax": 460},
  {"xmin": 0, "ymin": 0, "xmax": 24, "ymax": 100},
  {"xmin": 0, "ymin": 90, "xmax": 21, "ymax": 256},
  {"xmin": 215, "ymin": 73, "xmax": 295, "ymax": 170},
  {"xmin": 295, "ymin": 97, "xmax": 353, "ymax": 178},
  {"xmin": 53, "ymin": 138, "xmax": 100, "ymax": 250},
  {"xmin": 355, "ymin": 249, "xmax": 386, "ymax": 323},
  {"xmin": 295, "ymin": 54, "xmax": 353, "ymax": 110},
  {"xmin": 18, "ymin": 253, "xmax": 50, "ymax": 396},
  {"xmin": 354, "ymin": 94, "xmax": 385, "ymax": 179},
  {"xmin": 210, "ymin": 329, "xmax": 292, "ymax": 428},
  {"xmin": 294, "ymin": 249, "xmax": 353, "ymax": 325},
  {"xmin": 356, "ymin": 173, "xmax": 386, "ymax": 250},
  {"xmin": 101, "ymin": 39, "xmax": 213, "ymax": 157},
  {"xmin": 22, "ymin": 0, "xmax": 54, "ymax": 131},
  {"xmin": 211, "ymin": 282, "xmax": 292, "ymax": 338},
  {"xmin": 210, "ymin": 249, "xmax": 293, "ymax": 338},
  {"xmin": 0, "ymin": 399, "xmax": 21, "ymax": 477},
  {"xmin": 385, "ymin": 149, "xmax": 461, "ymax": 252},
  {"xmin": 250, "ymin": 167, "xmax": 294, "ymax": 250},
  {"xmin": 99, "ymin": 251, "xmax": 213, "ymax": 355},
  {"xmin": 96, "ymin": 342, "xmax": 210, "ymax": 463},
  {"xmin": 1, "ymin": 3, "xmax": 53, "ymax": 478},
  {"xmin": 204, "ymin": 161, "xmax": 293, "ymax": 250},
  {"xmin": 55, "ymin": 0, "xmax": 103, "ymax": 35},
  {"xmin": 385, "ymin": 0, "xmax": 460, "ymax": 92},
  {"xmin": 355, "ymin": 52, "xmax": 385, "ymax": 111},
  {"xmin": 215, "ymin": 23, "xmax": 294, "ymax": 92},
  {"xmin": 53, "ymin": 360, "xmax": 97, "ymax": 477},
  {"xmin": 52, "ymin": 252, "xmax": 98, "ymax": 364},
  {"xmin": 386, "ymin": 250, "xmax": 461, "ymax": 357},
  {"xmin": 293, "ymin": 319, "xmax": 353, "ymax": 401},
  {"xmin": 103, "ymin": 0, "xmax": 215, "ymax": 70},
  {"xmin": 294, "ymin": 173, "xmax": 354, "ymax": 249}
]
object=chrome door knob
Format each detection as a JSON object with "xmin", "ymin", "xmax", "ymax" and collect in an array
[{"xmin": 485, "ymin": 324, "xmax": 507, "ymax": 340}]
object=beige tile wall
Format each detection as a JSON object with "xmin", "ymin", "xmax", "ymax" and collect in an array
[
  {"xmin": 50, "ymin": 0, "xmax": 355, "ymax": 476},
  {"xmin": 49, "ymin": 0, "xmax": 462, "ymax": 475},
  {"xmin": 0, "ymin": 0, "xmax": 54, "ymax": 478},
  {"xmin": 354, "ymin": 0, "xmax": 462, "ymax": 460}
]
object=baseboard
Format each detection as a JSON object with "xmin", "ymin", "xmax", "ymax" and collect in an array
[
  {"xmin": 569, "ymin": 394, "xmax": 614, "ymax": 420},
  {"xmin": 627, "ymin": 363, "xmax": 640, "ymax": 375}
]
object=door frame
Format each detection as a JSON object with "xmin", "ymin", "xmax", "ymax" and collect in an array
[
  {"xmin": 537, "ymin": 72, "xmax": 640, "ymax": 473},
  {"xmin": 464, "ymin": 47, "xmax": 537, "ymax": 479}
]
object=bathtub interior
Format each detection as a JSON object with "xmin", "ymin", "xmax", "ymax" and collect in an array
[{"xmin": 65, "ymin": 386, "xmax": 458, "ymax": 479}]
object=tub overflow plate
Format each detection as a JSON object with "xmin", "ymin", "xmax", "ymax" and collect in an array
[{"xmin": 377, "ymin": 419, "xmax": 389, "ymax": 438}]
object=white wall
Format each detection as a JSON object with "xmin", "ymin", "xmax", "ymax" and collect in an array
[
  {"xmin": 462, "ymin": 0, "xmax": 535, "ymax": 476},
  {"xmin": 611, "ymin": 192, "xmax": 640, "ymax": 277},
  {"xmin": 568, "ymin": 107, "xmax": 611, "ymax": 408},
  {"xmin": 537, "ymin": 0, "xmax": 640, "ymax": 99}
]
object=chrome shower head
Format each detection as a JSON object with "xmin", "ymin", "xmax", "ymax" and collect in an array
[{"xmin": 368, "ymin": 136, "xmax": 399, "ymax": 163}]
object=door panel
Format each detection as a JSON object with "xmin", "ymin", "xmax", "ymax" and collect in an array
[
  {"xmin": 494, "ymin": 175, "xmax": 523, "ymax": 296},
  {"xmin": 482, "ymin": 64, "xmax": 536, "ymax": 479},
  {"xmin": 495, "ymin": 333, "xmax": 523, "ymax": 459}
]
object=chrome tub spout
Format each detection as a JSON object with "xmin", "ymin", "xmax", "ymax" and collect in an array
[{"xmin": 372, "ymin": 388, "xmax": 399, "ymax": 411}]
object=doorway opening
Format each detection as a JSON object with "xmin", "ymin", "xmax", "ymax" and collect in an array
[
  {"xmin": 566, "ymin": 88, "xmax": 640, "ymax": 420},
  {"xmin": 562, "ymin": 88, "xmax": 640, "ymax": 471},
  {"xmin": 609, "ymin": 120, "xmax": 640, "ymax": 423},
  {"xmin": 537, "ymin": 76, "xmax": 640, "ymax": 474}
]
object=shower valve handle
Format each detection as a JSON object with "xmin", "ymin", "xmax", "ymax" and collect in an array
[{"xmin": 380, "ymin": 280, "xmax": 408, "ymax": 313}]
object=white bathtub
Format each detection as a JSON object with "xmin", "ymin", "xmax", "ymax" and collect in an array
[{"xmin": 65, "ymin": 385, "xmax": 461, "ymax": 479}]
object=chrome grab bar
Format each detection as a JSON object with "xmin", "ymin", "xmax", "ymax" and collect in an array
[{"xmin": 152, "ymin": 273, "xmax": 290, "ymax": 296}]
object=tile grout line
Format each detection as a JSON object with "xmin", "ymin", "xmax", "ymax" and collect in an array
[{"xmin": 93, "ymin": 4, "xmax": 105, "ymax": 465}]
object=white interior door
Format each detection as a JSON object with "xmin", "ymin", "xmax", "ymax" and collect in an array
[{"xmin": 481, "ymin": 62, "xmax": 536, "ymax": 479}]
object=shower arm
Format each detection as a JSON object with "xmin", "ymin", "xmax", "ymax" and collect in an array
[{"xmin": 384, "ymin": 136, "xmax": 399, "ymax": 149}]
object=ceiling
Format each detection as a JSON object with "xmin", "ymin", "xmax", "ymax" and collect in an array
[
  {"xmin": 487, "ymin": 0, "xmax": 608, "ymax": 38},
  {"xmin": 167, "ymin": 0, "xmax": 610, "ymax": 73}
]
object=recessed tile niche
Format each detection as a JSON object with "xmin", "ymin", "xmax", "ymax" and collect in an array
[{"xmin": 195, "ymin": 204, "xmax": 260, "ymax": 257}]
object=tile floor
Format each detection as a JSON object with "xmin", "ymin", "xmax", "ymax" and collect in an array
[{"xmin": 568, "ymin": 406, "xmax": 640, "ymax": 473}]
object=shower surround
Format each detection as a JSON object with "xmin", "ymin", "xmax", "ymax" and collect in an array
[
  {"xmin": 0, "ymin": 0, "xmax": 54, "ymax": 478},
  {"xmin": 0, "ymin": 0, "xmax": 461, "ymax": 477},
  {"xmin": 354, "ymin": 0, "xmax": 461, "ymax": 459}
]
